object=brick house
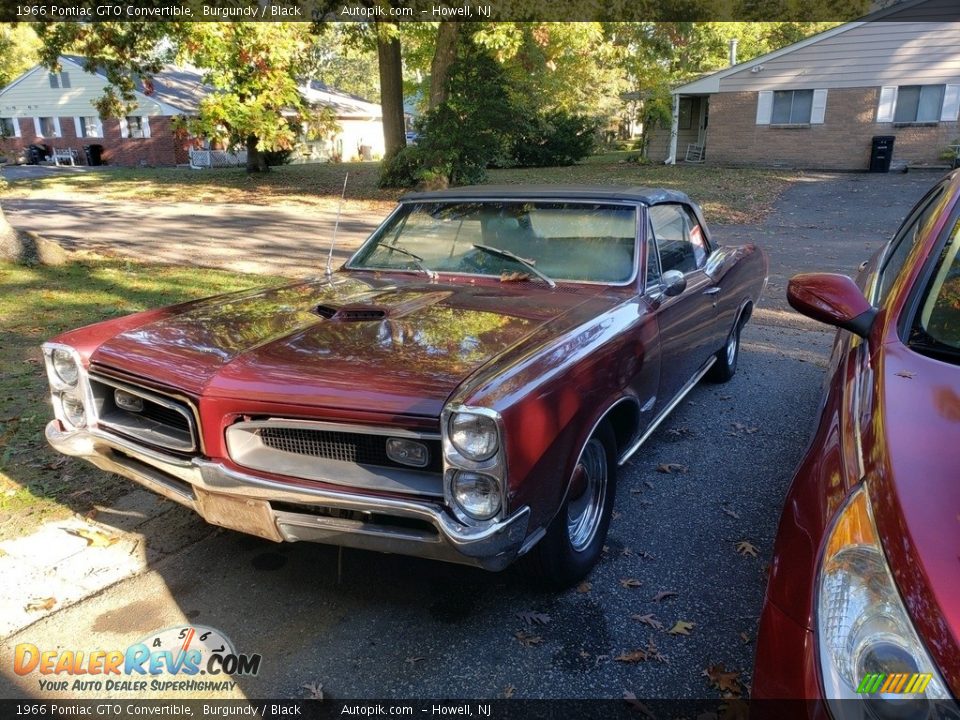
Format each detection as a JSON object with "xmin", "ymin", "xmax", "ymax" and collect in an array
[
  {"xmin": 0, "ymin": 56, "xmax": 200, "ymax": 167},
  {"xmin": 649, "ymin": 1, "xmax": 960, "ymax": 170},
  {"xmin": 0, "ymin": 56, "xmax": 388, "ymax": 167}
]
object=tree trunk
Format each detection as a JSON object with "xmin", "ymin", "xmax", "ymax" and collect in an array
[
  {"xmin": 245, "ymin": 134, "xmax": 269, "ymax": 173},
  {"xmin": 428, "ymin": 22, "xmax": 460, "ymax": 110},
  {"xmin": 377, "ymin": 23, "xmax": 407, "ymax": 159}
]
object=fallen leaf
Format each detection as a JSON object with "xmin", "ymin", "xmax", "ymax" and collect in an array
[
  {"xmin": 722, "ymin": 507, "xmax": 741, "ymax": 520},
  {"xmin": 405, "ymin": 656, "xmax": 425, "ymax": 665},
  {"xmin": 576, "ymin": 581, "xmax": 592, "ymax": 594},
  {"xmin": 302, "ymin": 681, "xmax": 324, "ymax": 700},
  {"xmin": 83, "ymin": 508, "xmax": 99, "ymax": 521},
  {"xmin": 623, "ymin": 691, "xmax": 656, "ymax": 719},
  {"xmin": 579, "ymin": 649, "xmax": 591, "ymax": 659},
  {"xmin": 66, "ymin": 527, "xmax": 120, "ymax": 548},
  {"xmin": 668, "ymin": 620, "xmax": 695, "ymax": 636},
  {"xmin": 516, "ymin": 610, "xmax": 551, "ymax": 626},
  {"xmin": 895, "ymin": 370, "xmax": 916, "ymax": 379},
  {"xmin": 703, "ymin": 663, "xmax": 743, "ymax": 695},
  {"xmin": 735, "ymin": 540, "xmax": 758, "ymax": 557},
  {"xmin": 656, "ymin": 463, "xmax": 687, "ymax": 474},
  {"xmin": 502, "ymin": 685, "xmax": 515, "ymax": 699},
  {"xmin": 619, "ymin": 578, "xmax": 642, "ymax": 589},
  {"xmin": 620, "ymin": 546, "xmax": 634, "ymax": 557},
  {"xmin": 644, "ymin": 481, "xmax": 654, "ymax": 489},
  {"xmin": 615, "ymin": 649, "xmax": 648, "ymax": 663},
  {"xmin": 500, "ymin": 271, "xmax": 531, "ymax": 283},
  {"xmin": 514, "ymin": 630, "xmax": 544, "ymax": 647},
  {"xmin": 612, "ymin": 510, "xmax": 623, "ymax": 521},
  {"xmin": 630, "ymin": 613, "xmax": 664, "ymax": 630},
  {"xmin": 652, "ymin": 590, "xmax": 678, "ymax": 602},
  {"xmin": 25, "ymin": 597, "xmax": 56, "ymax": 612},
  {"xmin": 739, "ymin": 632, "xmax": 751, "ymax": 644}
]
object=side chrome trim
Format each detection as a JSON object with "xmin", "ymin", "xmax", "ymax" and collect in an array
[{"xmin": 618, "ymin": 356, "xmax": 716, "ymax": 467}]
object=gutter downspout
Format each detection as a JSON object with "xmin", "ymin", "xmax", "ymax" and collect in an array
[{"xmin": 665, "ymin": 92, "xmax": 680, "ymax": 165}]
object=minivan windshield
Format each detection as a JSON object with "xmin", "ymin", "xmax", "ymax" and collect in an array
[{"xmin": 349, "ymin": 201, "xmax": 638, "ymax": 284}]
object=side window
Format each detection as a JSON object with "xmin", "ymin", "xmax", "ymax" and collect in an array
[
  {"xmin": 645, "ymin": 218, "xmax": 661, "ymax": 289},
  {"xmin": 649, "ymin": 204, "xmax": 707, "ymax": 275},
  {"xmin": 875, "ymin": 186, "xmax": 945, "ymax": 304}
]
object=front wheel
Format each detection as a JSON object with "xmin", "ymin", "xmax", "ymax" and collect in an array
[
  {"xmin": 706, "ymin": 315, "xmax": 743, "ymax": 383},
  {"xmin": 533, "ymin": 422, "xmax": 617, "ymax": 589}
]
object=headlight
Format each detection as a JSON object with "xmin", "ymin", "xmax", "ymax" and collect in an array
[
  {"xmin": 59, "ymin": 393, "xmax": 86, "ymax": 428},
  {"xmin": 817, "ymin": 485, "xmax": 953, "ymax": 714},
  {"xmin": 451, "ymin": 471, "xmax": 501, "ymax": 520},
  {"xmin": 448, "ymin": 412, "xmax": 498, "ymax": 461},
  {"xmin": 51, "ymin": 348, "xmax": 80, "ymax": 387}
]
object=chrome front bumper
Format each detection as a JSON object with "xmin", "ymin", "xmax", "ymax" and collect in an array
[{"xmin": 46, "ymin": 421, "xmax": 530, "ymax": 571}]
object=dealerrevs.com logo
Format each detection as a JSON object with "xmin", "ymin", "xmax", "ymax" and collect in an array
[{"xmin": 13, "ymin": 625, "xmax": 262, "ymax": 693}]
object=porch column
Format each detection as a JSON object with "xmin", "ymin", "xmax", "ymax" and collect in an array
[{"xmin": 665, "ymin": 93, "xmax": 680, "ymax": 165}]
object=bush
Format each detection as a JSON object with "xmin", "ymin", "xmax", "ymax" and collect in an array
[
  {"xmin": 511, "ymin": 112, "xmax": 599, "ymax": 167},
  {"xmin": 379, "ymin": 146, "xmax": 422, "ymax": 188}
]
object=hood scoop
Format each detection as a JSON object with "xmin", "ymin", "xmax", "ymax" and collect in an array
[
  {"xmin": 313, "ymin": 291, "xmax": 452, "ymax": 322},
  {"xmin": 314, "ymin": 304, "xmax": 387, "ymax": 322}
]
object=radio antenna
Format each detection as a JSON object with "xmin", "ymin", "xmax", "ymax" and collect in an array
[{"xmin": 325, "ymin": 173, "xmax": 349, "ymax": 279}]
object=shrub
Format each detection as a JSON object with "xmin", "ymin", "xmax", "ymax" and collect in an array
[
  {"xmin": 379, "ymin": 146, "xmax": 422, "ymax": 188},
  {"xmin": 511, "ymin": 111, "xmax": 599, "ymax": 168}
]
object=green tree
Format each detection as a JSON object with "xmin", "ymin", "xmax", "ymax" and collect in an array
[{"xmin": 0, "ymin": 24, "xmax": 41, "ymax": 89}]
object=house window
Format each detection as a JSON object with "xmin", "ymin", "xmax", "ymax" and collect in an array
[
  {"xmin": 772, "ymin": 90, "xmax": 814, "ymax": 124},
  {"xmin": 678, "ymin": 98, "xmax": 693, "ymax": 130},
  {"xmin": 35, "ymin": 116, "xmax": 60, "ymax": 138},
  {"xmin": 894, "ymin": 85, "xmax": 945, "ymax": 123},
  {"xmin": 77, "ymin": 116, "xmax": 102, "ymax": 138},
  {"xmin": 0, "ymin": 117, "xmax": 17, "ymax": 138},
  {"xmin": 124, "ymin": 116, "xmax": 148, "ymax": 139},
  {"xmin": 48, "ymin": 72, "xmax": 71, "ymax": 89}
]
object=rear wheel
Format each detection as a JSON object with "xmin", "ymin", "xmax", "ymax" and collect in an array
[
  {"xmin": 707, "ymin": 313, "xmax": 745, "ymax": 383},
  {"xmin": 533, "ymin": 422, "xmax": 617, "ymax": 588}
]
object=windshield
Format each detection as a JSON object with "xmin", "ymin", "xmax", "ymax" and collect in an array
[
  {"xmin": 909, "ymin": 219, "xmax": 960, "ymax": 363},
  {"xmin": 349, "ymin": 201, "xmax": 638, "ymax": 284}
]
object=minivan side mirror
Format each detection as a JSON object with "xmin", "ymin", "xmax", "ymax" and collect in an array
[{"xmin": 787, "ymin": 273, "xmax": 878, "ymax": 337}]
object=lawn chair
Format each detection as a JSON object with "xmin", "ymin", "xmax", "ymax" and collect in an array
[
  {"xmin": 685, "ymin": 143, "xmax": 705, "ymax": 163},
  {"xmin": 52, "ymin": 147, "xmax": 78, "ymax": 167}
]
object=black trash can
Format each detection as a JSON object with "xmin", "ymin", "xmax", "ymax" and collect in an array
[
  {"xmin": 869, "ymin": 135, "xmax": 895, "ymax": 173},
  {"xmin": 84, "ymin": 144, "xmax": 104, "ymax": 166},
  {"xmin": 26, "ymin": 144, "xmax": 47, "ymax": 165}
]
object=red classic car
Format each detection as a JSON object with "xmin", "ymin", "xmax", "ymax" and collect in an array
[
  {"xmin": 43, "ymin": 186, "xmax": 766, "ymax": 586},
  {"xmin": 754, "ymin": 170, "xmax": 960, "ymax": 703}
]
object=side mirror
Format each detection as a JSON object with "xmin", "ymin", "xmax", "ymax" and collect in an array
[
  {"xmin": 787, "ymin": 273, "xmax": 878, "ymax": 337},
  {"xmin": 662, "ymin": 270, "xmax": 687, "ymax": 297}
]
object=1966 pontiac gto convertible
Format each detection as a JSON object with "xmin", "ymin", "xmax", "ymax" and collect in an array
[{"xmin": 43, "ymin": 186, "xmax": 767, "ymax": 586}]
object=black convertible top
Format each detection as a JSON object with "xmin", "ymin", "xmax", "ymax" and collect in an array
[{"xmin": 401, "ymin": 185, "xmax": 694, "ymax": 207}]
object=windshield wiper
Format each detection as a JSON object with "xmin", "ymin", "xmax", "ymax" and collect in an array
[
  {"xmin": 471, "ymin": 243, "xmax": 556, "ymax": 288},
  {"xmin": 384, "ymin": 244, "xmax": 438, "ymax": 280}
]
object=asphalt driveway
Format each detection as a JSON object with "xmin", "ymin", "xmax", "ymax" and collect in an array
[{"xmin": 0, "ymin": 169, "xmax": 944, "ymax": 700}]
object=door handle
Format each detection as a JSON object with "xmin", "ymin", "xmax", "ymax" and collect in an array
[{"xmin": 703, "ymin": 287, "xmax": 721, "ymax": 295}]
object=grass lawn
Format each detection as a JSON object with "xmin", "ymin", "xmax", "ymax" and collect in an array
[
  {"xmin": 4, "ymin": 154, "xmax": 802, "ymax": 224},
  {"xmin": 0, "ymin": 256, "xmax": 282, "ymax": 540}
]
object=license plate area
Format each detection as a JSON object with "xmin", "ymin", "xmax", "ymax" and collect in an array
[{"xmin": 194, "ymin": 489, "xmax": 283, "ymax": 542}]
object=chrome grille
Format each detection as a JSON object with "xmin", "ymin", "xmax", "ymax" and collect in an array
[
  {"xmin": 89, "ymin": 375, "xmax": 198, "ymax": 454},
  {"xmin": 258, "ymin": 426, "xmax": 442, "ymax": 473}
]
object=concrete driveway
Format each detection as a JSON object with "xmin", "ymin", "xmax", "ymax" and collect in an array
[{"xmin": 0, "ymin": 170, "xmax": 943, "ymax": 701}]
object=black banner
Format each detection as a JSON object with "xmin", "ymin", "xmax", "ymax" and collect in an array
[{"xmin": 1, "ymin": 0, "xmax": 960, "ymax": 23}]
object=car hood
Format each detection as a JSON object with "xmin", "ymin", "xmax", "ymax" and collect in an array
[
  {"xmin": 871, "ymin": 341, "xmax": 960, "ymax": 693},
  {"xmin": 90, "ymin": 274, "xmax": 604, "ymax": 417}
]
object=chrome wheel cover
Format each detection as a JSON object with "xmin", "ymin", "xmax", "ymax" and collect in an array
[{"xmin": 566, "ymin": 438, "xmax": 608, "ymax": 552}]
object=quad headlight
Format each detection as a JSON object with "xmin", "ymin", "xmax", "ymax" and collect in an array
[
  {"xmin": 448, "ymin": 412, "xmax": 499, "ymax": 461},
  {"xmin": 50, "ymin": 347, "xmax": 80, "ymax": 388},
  {"xmin": 817, "ymin": 486, "xmax": 953, "ymax": 715},
  {"xmin": 450, "ymin": 471, "xmax": 501, "ymax": 521}
]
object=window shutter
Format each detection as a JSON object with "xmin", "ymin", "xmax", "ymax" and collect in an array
[
  {"xmin": 811, "ymin": 89, "xmax": 828, "ymax": 124},
  {"xmin": 756, "ymin": 91, "xmax": 773, "ymax": 125},
  {"xmin": 941, "ymin": 84, "xmax": 960, "ymax": 122},
  {"xmin": 33, "ymin": 117, "xmax": 42, "ymax": 136},
  {"xmin": 142, "ymin": 116, "xmax": 151, "ymax": 138},
  {"xmin": 877, "ymin": 86, "xmax": 897, "ymax": 123},
  {"xmin": 53, "ymin": 117, "xmax": 62, "ymax": 138},
  {"xmin": 59, "ymin": 72, "xmax": 70, "ymax": 88},
  {"xmin": 12, "ymin": 118, "xmax": 21, "ymax": 138},
  {"xmin": 48, "ymin": 73, "xmax": 59, "ymax": 89},
  {"xmin": 119, "ymin": 117, "xmax": 129, "ymax": 139},
  {"xmin": 74, "ymin": 117, "xmax": 82, "ymax": 138}
]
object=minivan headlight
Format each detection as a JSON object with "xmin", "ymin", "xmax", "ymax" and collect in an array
[{"xmin": 817, "ymin": 485, "xmax": 953, "ymax": 713}]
